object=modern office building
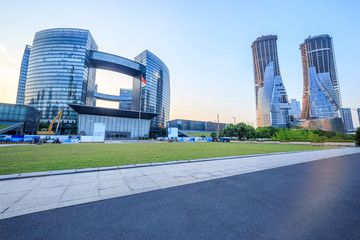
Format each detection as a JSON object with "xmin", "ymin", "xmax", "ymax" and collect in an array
[
  {"xmin": 24, "ymin": 28, "xmax": 98, "ymax": 129},
  {"xmin": 300, "ymin": 34, "xmax": 342, "ymax": 120},
  {"xmin": 289, "ymin": 99, "xmax": 301, "ymax": 119},
  {"xmin": 167, "ymin": 119, "xmax": 228, "ymax": 132},
  {"xmin": 358, "ymin": 108, "xmax": 360, "ymax": 126},
  {"xmin": 0, "ymin": 103, "xmax": 40, "ymax": 134},
  {"xmin": 20, "ymin": 28, "xmax": 170, "ymax": 135},
  {"xmin": 132, "ymin": 50, "xmax": 170, "ymax": 131},
  {"xmin": 16, "ymin": 45, "xmax": 31, "ymax": 105},
  {"xmin": 340, "ymin": 108, "xmax": 354, "ymax": 131},
  {"xmin": 251, "ymin": 35, "xmax": 292, "ymax": 128}
]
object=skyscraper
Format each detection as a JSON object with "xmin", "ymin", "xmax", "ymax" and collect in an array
[
  {"xmin": 357, "ymin": 108, "xmax": 360, "ymax": 127},
  {"xmin": 340, "ymin": 108, "xmax": 354, "ymax": 131},
  {"xmin": 289, "ymin": 99, "xmax": 301, "ymax": 119},
  {"xmin": 16, "ymin": 45, "xmax": 31, "ymax": 105},
  {"xmin": 24, "ymin": 28, "xmax": 98, "ymax": 123},
  {"xmin": 252, "ymin": 35, "xmax": 292, "ymax": 128},
  {"xmin": 132, "ymin": 50, "xmax": 170, "ymax": 129},
  {"xmin": 300, "ymin": 34, "xmax": 342, "ymax": 120}
]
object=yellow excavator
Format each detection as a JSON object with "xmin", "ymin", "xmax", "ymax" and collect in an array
[{"xmin": 37, "ymin": 109, "xmax": 63, "ymax": 135}]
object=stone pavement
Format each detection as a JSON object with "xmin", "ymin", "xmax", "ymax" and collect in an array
[{"xmin": 1, "ymin": 147, "xmax": 359, "ymax": 220}]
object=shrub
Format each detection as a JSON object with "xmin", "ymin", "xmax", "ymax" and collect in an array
[{"xmin": 355, "ymin": 128, "xmax": 360, "ymax": 146}]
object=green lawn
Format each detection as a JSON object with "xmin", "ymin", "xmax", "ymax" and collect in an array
[
  {"xmin": 0, "ymin": 124, "xmax": 11, "ymax": 130},
  {"xmin": 0, "ymin": 142, "xmax": 330, "ymax": 175},
  {"xmin": 183, "ymin": 131, "xmax": 212, "ymax": 137}
]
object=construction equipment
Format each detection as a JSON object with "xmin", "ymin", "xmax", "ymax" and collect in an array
[{"xmin": 37, "ymin": 109, "xmax": 63, "ymax": 135}]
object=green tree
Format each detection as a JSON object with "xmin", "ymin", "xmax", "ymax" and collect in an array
[
  {"xmin": 355, "ymin": 127, "xmax": 360, "ymax": 146},
  {"xmin": 39, "ymin": 122, "xmax": 49, "ymax": 130},
  {"xmin": 210, "ymin": 132, "xmax": 217, "ymax": 138},
  {"xmin": 69, "ymin": 125, "xmax": 77, "ymax": 134},
  {"xmin": 160, "ymin": 128, "xmax": 167, "ymax": 137},
  {"xmin": 222, "ymin": 124, "xmax": 236, "ymax": 137},
  {"xmin": 244, "ymin": 125, "xmax": 256, "ymax": 139}
]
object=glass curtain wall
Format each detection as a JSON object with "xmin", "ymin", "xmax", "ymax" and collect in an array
[{"xmin": 24, "ymin": 28, "xmax": 98, "ymax": 125}]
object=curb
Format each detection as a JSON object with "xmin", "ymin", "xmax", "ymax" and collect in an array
[{"xmin": 0, "ymin": 148, "xmax": 340, "ymax": 181}]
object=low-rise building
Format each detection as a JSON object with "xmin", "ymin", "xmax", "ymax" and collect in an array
[{"xmin": 69, "ymin": 104, "xmax": 157, "ymax": 139}]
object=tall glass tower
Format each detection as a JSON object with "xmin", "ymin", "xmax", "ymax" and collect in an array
[
  {"xmin": 340, "ymin": 108, "xmax": 354, "ymax": 131},
  {"xmin": 252, "ymin": 35, "xmax": 292, "ymax": 128},
  {"xmin": 300, "ymin": 34, "xmax": 342, "ymax": 120},
  {"xmin": 16, "ymin": 45, "xmax": 31, "ymax": 105},
  {"xmin": 24, "ymin": 28, "xmax": 98, "ymax": 123},
  {"xmin": 132, "ymin": 50, "xmax": 170, "ymax": 129}
]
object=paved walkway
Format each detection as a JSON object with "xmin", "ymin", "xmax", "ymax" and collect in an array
[{"xmin": 1, "ymin": 147, "xmax": 359, "ymax": 219}]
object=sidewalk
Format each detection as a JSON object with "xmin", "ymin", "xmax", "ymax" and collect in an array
[{"xmin": 1, "ymin": 147, "xmax": 359, "ymax": 220}]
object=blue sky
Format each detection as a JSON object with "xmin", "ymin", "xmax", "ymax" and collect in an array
[{"xmin": 0, "ymin": 0, "xmax": 359, "ymax": 127}]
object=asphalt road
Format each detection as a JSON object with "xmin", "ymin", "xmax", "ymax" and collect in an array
[{"xmin": 1, "ymin": 153, "xmax": 360, "ymax": 240}]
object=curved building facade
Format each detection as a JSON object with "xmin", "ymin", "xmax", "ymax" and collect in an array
[
  {"xmin": 16, "ymin": 45, "xmax": 31, "ymax": 105},
  {"xmin": 252, "ymin": 35, "xmax": 292, "ymax": 128},
  {"xmin": 24, "ymin": 28, "xmax": 98, "ymax": 123},
  {"xmin": 21, "ymin": 28, "xmax": 170, "ymax": 133},
  {"xmin": 132, "ymin": 50, "xmax": 170, "ymax": 129},
  {"xmin": 300, "ymin": 34, "xmax": 342, "ymax": 120}
]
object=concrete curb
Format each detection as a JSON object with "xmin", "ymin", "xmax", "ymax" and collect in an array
[{"xmin": 0, "ymin": 148, "xmax": 340, "ymax": 181}]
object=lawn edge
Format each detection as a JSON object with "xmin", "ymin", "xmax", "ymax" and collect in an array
[{"xmin": 0, "ymin": 148, "xmax": 337, "ymax": 181}]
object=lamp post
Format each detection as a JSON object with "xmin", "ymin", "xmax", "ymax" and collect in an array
[{"xmin": 217, "ymin": 114, "xmax": 220, "ymax": 137}]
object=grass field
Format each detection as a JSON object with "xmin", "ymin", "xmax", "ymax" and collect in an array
[
  {"xmin": 183, "ymin": 131, "xmax": 212, "ymax": 137},
  {"xmin": 0, "ymin": 142, "xmax": 330, "ymax": 175},
  {"xmin": 0, "ymin": 124, "xmax": 11, "ymax": 130}
]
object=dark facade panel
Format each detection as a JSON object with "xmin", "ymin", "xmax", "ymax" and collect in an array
[
  {"xmin": 89, "ymin": 51, "xmax": 144, "ymax": 77},
  {"xmin": 69, "ymin": 104, "xmax": 158, "ymax": 120}
]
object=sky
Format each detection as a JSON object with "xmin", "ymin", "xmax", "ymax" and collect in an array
[{"xmin": 0, "ymin": 0, "xmax": 359, "ymax": 127}]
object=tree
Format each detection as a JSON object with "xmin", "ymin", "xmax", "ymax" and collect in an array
[
  {"xmin": 39, "ymin": 122, "xmax": 49, "ymax": 130},
  {"xmin": 355, "ymin": 127, "xmax": 360, "ymax": 146},
  {"xmin": 222, "ymin": 124, "xmax": 237, "ymax": 137},
  {"xmin": 160, "ymin": 128, "xmax": 167, "ymax": 137},
  {"xmin": 210, "ymin": 132, "xmax": 217, "ymax": 138},
  {"xmin": 69, "ymin": 125, "xmax": 77, "ymax": 134}
]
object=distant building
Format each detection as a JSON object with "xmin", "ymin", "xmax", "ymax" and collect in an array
[
  {"xmin": 340, "ymin": 108, "xmax": 354, "ymax": 131},
  {"xmin": 358, "ymin": 108, "xmax": 360, "ymax": 127},
  {"xmin": 16, "ymin": 45, "xmax": 31, "ymax": 105},
  {"xmin": 0, "ymin": 103, "xmax": 40, "ymax": 134},
  {"xmin": 300, "ymin": 34, "xmax": 342, "ymax": 120},
  {"xmin": 167, "ymin": 119, "xmax": 228, "ymax": 132},
  {"xmin": 289, "ymin": 99, "xmax": 301, "ymax": 119},
  {"xmin": 251, "ymin": 35, "xmax": 292, "ymax": 128}
]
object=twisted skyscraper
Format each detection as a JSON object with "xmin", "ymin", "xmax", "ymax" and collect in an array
[
  {"xmin": 252, "ymin": 35, "xmax": 292, "ymax": 128},
  {"xmin": 300, "ymin": 34, "xmax": 342, "ymax": 120}
]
